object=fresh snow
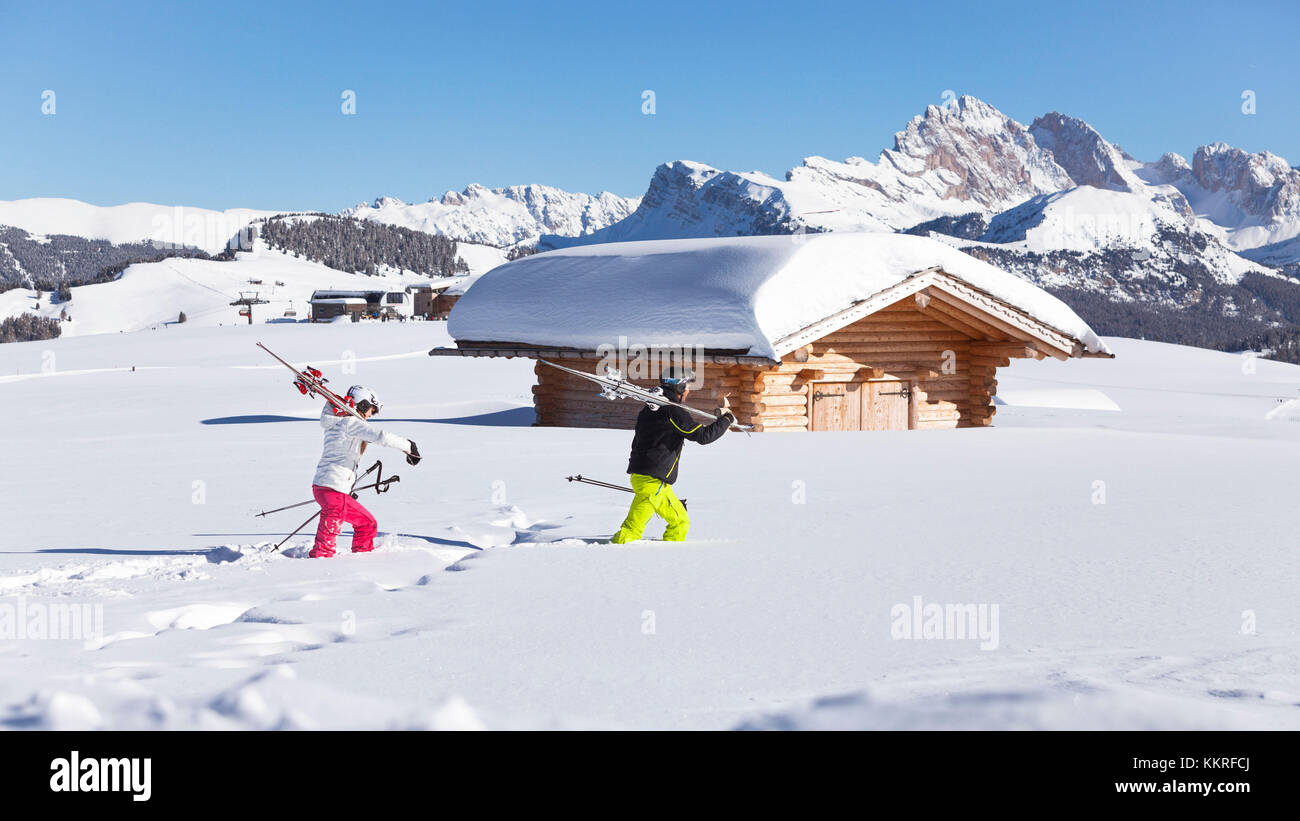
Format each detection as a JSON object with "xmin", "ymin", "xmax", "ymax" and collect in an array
[
  {"xmin": 995, "ymin": 387, "xmax": 1121, "ymax": 412},
  {"xmin": 0, "ymin": 322, "xmax": 1298, "ymax": 729},
  {"xmin": 450, "ymin": 233, "xmax": 1111, "ymax": 357}
]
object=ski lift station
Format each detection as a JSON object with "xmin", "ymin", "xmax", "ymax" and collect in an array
[{"xmin": 430, "ymin": 233, "xmax": 1113, "ymax": 432}]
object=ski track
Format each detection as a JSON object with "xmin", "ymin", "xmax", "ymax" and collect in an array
[
  {"xmin": 0, "ymin": 495, "xmax": 747, "ymax": 730},
  {"xmin": 0, "ymin": 501, "xmax": 586, "ymax": 730},
  {"xmin": 7, "ymin": 517, "xmax": 1293, "ymax": 731},
  {"xmin": 0, "ymin": 535, "xmax": 489, "ymax": 730}
]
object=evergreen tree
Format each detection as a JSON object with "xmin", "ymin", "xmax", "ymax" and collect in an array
[{"xmin": 0, "ymin": 314, "xmax": 62, "ymax": 343}]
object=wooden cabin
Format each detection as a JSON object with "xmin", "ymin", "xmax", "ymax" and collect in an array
[
  {"xmin": 430, "ymin": 234, "xmax": 1112, "ymax": 432},
  {"xmin": 429, "ymin": 291, "xmax": 460, "ymax": 320},
  {"xmin": 431, "ymin": 274, "xmax": 480, "ymax": 319},
  {"xmin": 410, "ymin": 276, "xmax": 477, "ymax": 319}
]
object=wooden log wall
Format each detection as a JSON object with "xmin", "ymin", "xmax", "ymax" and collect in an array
[
  {"xmin": 530, "ymin": 300, "xmax": 1022, "ymax": 431},
  {"xmin": 756, "ymin": 302, "xmax": 1010, "ymax": 431},
  {"xmin": 533, "ymin": 360, "xmax": 762, "ymax": 430}
]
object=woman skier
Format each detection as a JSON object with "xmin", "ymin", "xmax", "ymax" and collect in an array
[
  {"xmin": 610, "ymin": 367, "xmax": 733, "ymax": 544},
  {"xmin": 310, "ymin": 385, "xmax": 421, "ymax": 558}
]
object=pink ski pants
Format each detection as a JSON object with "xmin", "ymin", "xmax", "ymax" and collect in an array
[{"xmin": 310, "ymin": 485, "xmax": 377, "ymax": 558}]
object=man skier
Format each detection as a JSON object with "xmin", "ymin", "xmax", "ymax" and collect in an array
[
  {"xmin": 310, "ymin": 385, "xmax": 421, "ymax": 558},
  {"xmin": 610, "ymin": 367, "xmax": 733, "ymax": 544}
]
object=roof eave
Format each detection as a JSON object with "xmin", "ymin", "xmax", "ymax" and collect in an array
[
  {"xmin": 771, "ymin": 267, "xmax": 1103, "ymax": 361},
  {"xmin": 429, "ymin": 345, "xmax": 779, "ymax": 367}
]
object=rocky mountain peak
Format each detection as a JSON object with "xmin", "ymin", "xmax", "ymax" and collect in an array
[
  {"xmin": 1029, "ymin": 111, "xmax": 1137, "ymax": 193},
  {"xmin": 1190, "ymin": 144, "xmax": 1300, "ymax": 226},
  {"xmin": 886, "ymin": 95, "xmax": 1073, "ymax": 209}
]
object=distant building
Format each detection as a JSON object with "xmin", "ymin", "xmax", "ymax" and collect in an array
[
  {"xmin": 310, "ymin": 280, "xmax": 479, "ymax": 322},
  {"xmin": 309, "ymin": 296, "xmax": 368, "ymax": 322},
  {"xmin": 410, "ymin": 283, "xmax": 439, "ymax": 318},
  {"xmin": 310, "ymin": 289, "xmax": 386, "ymax": 313},
  {"xmin": 381, "ymin": 290, "xmax": 415, "ymax": 319},
  {"xmin": 430, "ymin": 275, "xmax": 481, "ymax": 320},
  {"xmin": 409, "ymin": 276, "xmax": 478, "ymax": 320}
]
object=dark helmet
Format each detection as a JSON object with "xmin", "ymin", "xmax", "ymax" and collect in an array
[{"xmin": 659, "ymin": 366, "xmax": 696, "ymax": 395}]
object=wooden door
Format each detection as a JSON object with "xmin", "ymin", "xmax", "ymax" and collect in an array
[
  {"xmin": 863, "ymin": 380, "xmax": 911, "ymax": 430},
  {"xmin": 809, "ymin": 382, "xmax": 861, "ymax": 431}
]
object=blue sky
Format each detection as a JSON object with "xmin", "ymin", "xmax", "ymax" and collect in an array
[{"xmin": 1, "ymin": 0, "xmax": 1296, "ymax": 212}]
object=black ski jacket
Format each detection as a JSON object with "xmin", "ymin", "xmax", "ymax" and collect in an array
[{"xmin": 626, "ymin": 404, "xmax": 730, "ymax": 484}]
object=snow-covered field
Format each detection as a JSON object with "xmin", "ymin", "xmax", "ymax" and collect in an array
[{"xmin": 0, "ymin": 321, "xmax": 1298, "ymax": 730}]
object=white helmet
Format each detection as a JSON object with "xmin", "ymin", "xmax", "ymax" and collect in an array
[{"xmin": 346, "ymin": 385, "xmax": 381, "ymax": 414}]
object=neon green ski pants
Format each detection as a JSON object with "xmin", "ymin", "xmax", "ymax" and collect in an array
[{"xmin": 611, "ymin": 473, "xmax": 689, "ymax": 543}]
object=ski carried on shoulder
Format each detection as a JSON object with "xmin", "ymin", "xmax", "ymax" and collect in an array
[
  {"xmin": 539, "ymin": 359, "xmax": 753, "ymax": 432},
  {"xmin": 256, "ymin": 342, "xmax": 367, "ymax": 422}
]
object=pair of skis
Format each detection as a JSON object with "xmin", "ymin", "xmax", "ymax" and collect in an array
[
  {"xmin": 539, "ymin": 359, "xmax": 752, "ymax": 432},
  {"xmin": 256, "ymin": 341, "xmax": 367, "ymax": 421}
]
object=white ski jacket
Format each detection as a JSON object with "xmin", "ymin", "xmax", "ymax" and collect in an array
[{"xmin": 312, "ymin": 405, "xmax": 412, "ymax": 493}]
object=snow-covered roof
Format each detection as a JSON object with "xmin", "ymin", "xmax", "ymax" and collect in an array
[
  {"xmin": 448, "ymin": 233, "xmax": 1111, "ymax": 359},
  {"xmin": 312, "ymin": 297, "xmax": 368, "ymax": 305},
  {"xmin": 444, "ymin": 273, "xmax": 483, "ymax": 296}
]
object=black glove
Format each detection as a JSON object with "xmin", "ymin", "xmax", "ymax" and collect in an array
[{"xmin": 406, "ymin": 441, "xmax": 422, "ymax": 466}]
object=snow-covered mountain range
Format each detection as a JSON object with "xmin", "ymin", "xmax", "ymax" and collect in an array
[
  {"xmin": 542, "ymin": 97, "xmax": 1300, "ymax": 267},
  {"xmin": 534, "ymin": 96, "xmax": 1300, "ymax": 347},
  {"xmin": 343, "ymin": 183, "xmax": 640, "ymax": 248}
]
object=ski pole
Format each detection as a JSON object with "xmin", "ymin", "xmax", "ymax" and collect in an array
[
  {"xmin": 565, "ymin": 474, "xmax": 686, "ymax": 510},
  {"xmin": 566, "ymin": 474, "xmax": 633, "ymax": 494},
  {"xmin": 256, "ymin": 498, "xmax": 315, "ymax": 517},
  {"xmin": 351, "ymin": 476, "xmax": 400, "ymax": 496},
  {"xmin": 258, "ymin": 461, "xmax": 386, "ymax": 517},
  {"xmin": 272, "ymin": 510, "xmax": 320, "ymax": 552}
]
